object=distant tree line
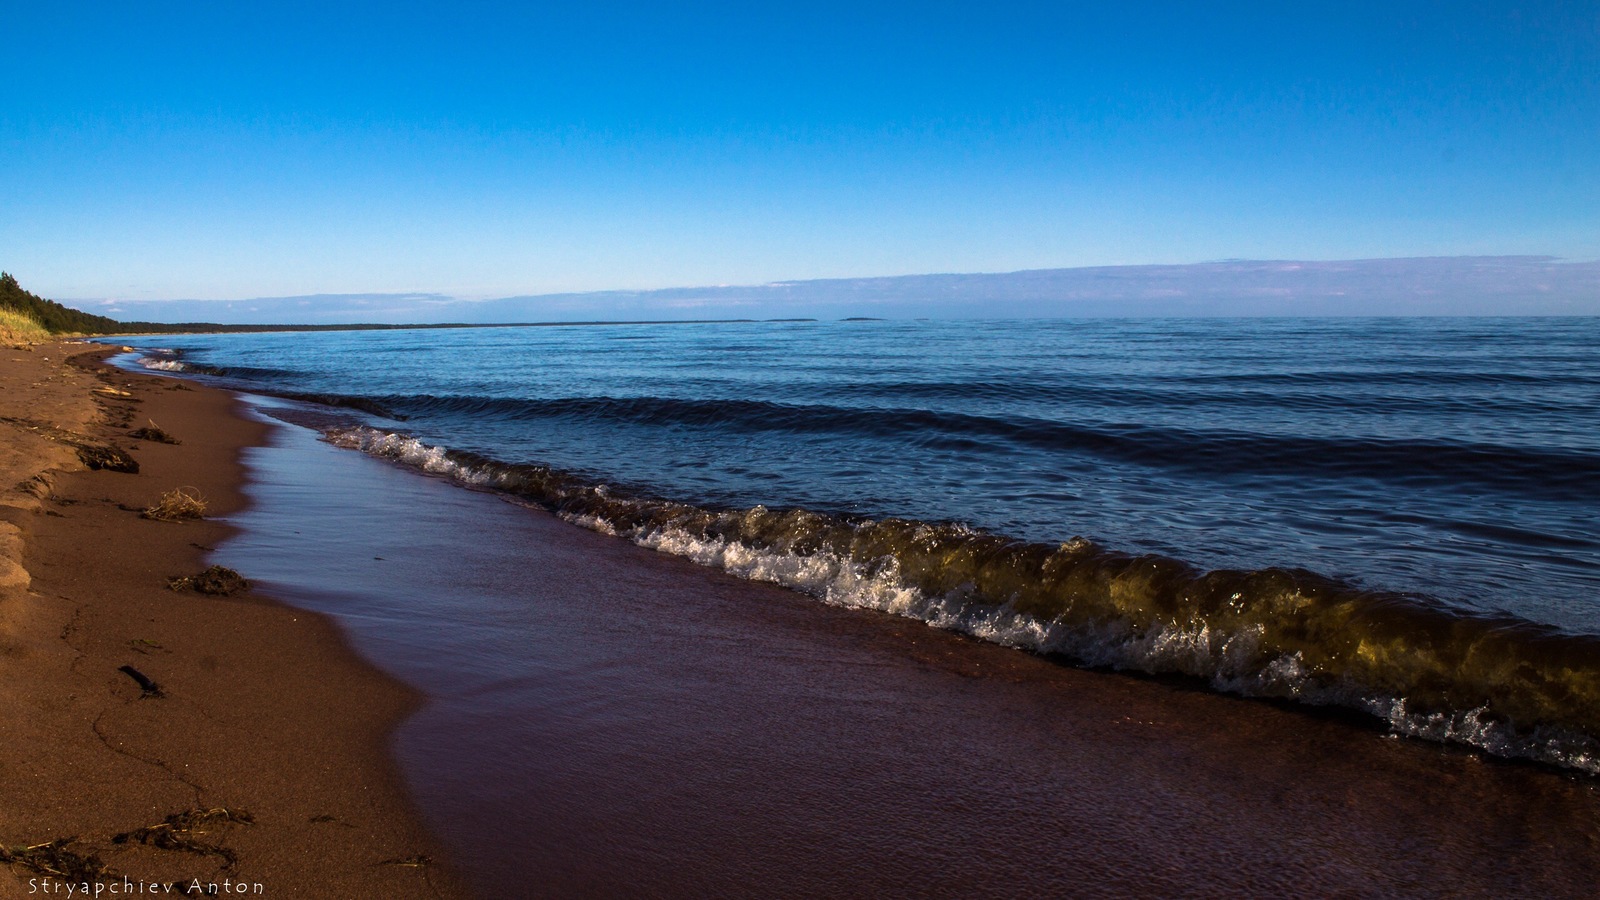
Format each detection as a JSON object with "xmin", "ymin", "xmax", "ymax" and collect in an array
[
  {"xmin": 0, "ymin": 271, "xmax": 123, "ymax": 334},
  {"xmin": 0, "ymin": 272, "xmax": 387, "ymax": 335}
]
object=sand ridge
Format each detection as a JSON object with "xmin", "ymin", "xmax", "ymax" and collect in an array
[{"xmin": 0, "ymin": 343, "xmax": 463, "ymax": 898}]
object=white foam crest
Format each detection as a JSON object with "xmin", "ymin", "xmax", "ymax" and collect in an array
[
  {"xmin": 625, "ymin": 523, "xmax": 1030, "ymax": 641},
  {"xmin": 138, "ymin": 357, "xmax": 188, "ymax": 372},
  {"xmin": 1368, "ymin": 698, "xmax": 1600, "ymax": 774},
  {"xmin": 565, "ymin": 513, "xmax": 619, "ymax": 536},
  {"xmin": 325, "ymin": 426, "xmax": 493, "ymax": 486},
  {"xmin": 622, "ymin": 522, "xmax": 1261, "ymax": 671}
]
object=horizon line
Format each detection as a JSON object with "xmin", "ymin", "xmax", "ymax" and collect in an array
[{"xmin": 64, "ymin": 253, "xmax": 1600, "ymax": 307}]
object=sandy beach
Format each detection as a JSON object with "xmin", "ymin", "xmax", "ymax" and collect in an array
[{"xmin": 0, "ymin": 343, "xmax": 461, "ymax": 898}]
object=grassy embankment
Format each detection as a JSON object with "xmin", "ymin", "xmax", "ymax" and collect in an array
[
  {"xmin": 0, "ymin": 272, "xmax": 123, "ymax": 345},
  {"xmin": 0, "ymin": 306, "xmax": 50, "ymax": 344}
]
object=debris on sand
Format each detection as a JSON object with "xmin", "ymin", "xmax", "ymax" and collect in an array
[
  {"xmin": 0, "ymin": 838, "xmax": 112, "ymax": 881},
  {"xmin": 130, "ymin": 420, "xmax": 181, "ymax": 444},
  {"xmin": 76, "ymin": 442, "xmax": 139, "ymax": 473},
  {"xmin": 142, "ymin": 488, "xmax": 206, "ymax": 522},
  {"xmin": 113, "ymin": 808, "xmax": 254, "ymax": 867},
  {"xmin": 117, "ymin": 664, "xmax": 164, "ymax": 698},
  {"xmin": 167, "ymin": 565, "xmax": 250, "ymax": 596}
]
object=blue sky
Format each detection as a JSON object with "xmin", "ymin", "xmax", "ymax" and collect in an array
[{"xmin": 3, "ymin": 2, "xmax": 1597, "ymax": 304}]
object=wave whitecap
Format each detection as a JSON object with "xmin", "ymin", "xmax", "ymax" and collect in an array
[{"xmin": 136, "ymin": 350, "xmax": 189, "ymax": 372}]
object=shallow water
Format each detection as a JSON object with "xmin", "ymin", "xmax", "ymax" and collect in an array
[{"xmin": 219, "ymin": 398, "xmax": 1600, "ymax": 897}]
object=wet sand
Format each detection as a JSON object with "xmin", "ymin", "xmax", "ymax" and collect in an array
[
  {"xmin": 0, "ymin": 345, "xmax": 460, "ymax": 897},
  {"xmin": 231, "ymin": 396, "xmax": 1600, "ymax": 898}
]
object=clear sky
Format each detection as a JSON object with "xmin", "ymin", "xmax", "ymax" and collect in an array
[{"xmin": 3, "ymin": 2, "xmax": 1597, "ymax": 303}]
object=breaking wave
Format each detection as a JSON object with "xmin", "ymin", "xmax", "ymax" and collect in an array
[
  {"xmin": 136, "ymin": 349, "xmax": 189, "ymax": 372},
  {"xmin": 325, "ymin": 424, "xmax": 1600, "ymax": 775}
]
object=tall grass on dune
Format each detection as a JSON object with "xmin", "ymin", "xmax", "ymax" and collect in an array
[
  {"xmin": 0, "ymin": 272, "xmax": 122, "ymax": 337},
  {"xmin": 0, "ymin": 306, "xmax": 50, "ymax": 345}
]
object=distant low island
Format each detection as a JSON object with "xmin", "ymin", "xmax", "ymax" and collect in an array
[{"xmin": 0, "ymin": 271, "xmax": 826, "ymax": 339}]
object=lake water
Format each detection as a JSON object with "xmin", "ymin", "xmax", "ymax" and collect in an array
[{"xmin": 116, "ymin": 317, "xmax": 1600, "ymax": 771}]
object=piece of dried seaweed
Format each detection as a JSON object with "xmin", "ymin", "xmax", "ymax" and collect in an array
[
  {"xmin": 117, "ymin": 664, "xmax": 164, "ymax": 698},
  {"xmin": 167, "ymin": 566, "xmax": 250, "ymax": 596},
  {"xmin": 112, "ymin": 808, "xmax": 254, "ymax": 867},
  {"xmin": 0, "ymin": 838, "xmax": 112, "ymax": 881},
  {"xmin": 76, "ymin": 442, "xmax": 139, "ymax": 473},
  {"xmin": 129, "ymin": 421, "xmax": 181, "ymax": 445}
]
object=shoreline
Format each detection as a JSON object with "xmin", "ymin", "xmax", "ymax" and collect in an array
[
  {"xmin": 0, "ymin": 343, "xmax": 461, "ymax": 897},
  {"xmin": 222, "ymin": 383, "xmax": 1600, "ymax": 896},
  {"xmin": 122, "ymin": 318, "xmax": 1600, "ymax": 775}
]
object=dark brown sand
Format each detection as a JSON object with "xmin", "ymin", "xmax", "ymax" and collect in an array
[{"xmin": 0, "ymin": 344, "xmax": 462, "ymax": 897}]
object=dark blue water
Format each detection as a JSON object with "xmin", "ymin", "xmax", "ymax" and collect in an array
[{"xmin": 114, "ymin": 318, "xmax": 1600, "ymax": 770}]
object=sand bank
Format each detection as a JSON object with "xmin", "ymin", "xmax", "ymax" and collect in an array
[{"xmin": 0, "ymin": 343, "xmax": 460, "ymax": 897}]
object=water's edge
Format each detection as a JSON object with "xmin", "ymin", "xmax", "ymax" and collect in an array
[
  {"xmin": 114, "ymin": 338, "xmax": 1600, "ymax": 776},
  {"xmin": 323, "ymin": 422, "xmax": 1600, "ymax": 775}
]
